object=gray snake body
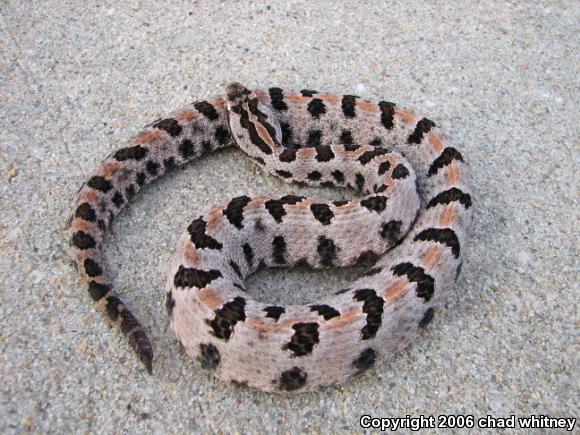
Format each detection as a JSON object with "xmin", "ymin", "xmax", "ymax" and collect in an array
[{"xmin": 67, "ymin": 82, "xmax": 472, "ymax": 393}]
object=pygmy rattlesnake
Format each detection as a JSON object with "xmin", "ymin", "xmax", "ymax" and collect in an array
[{"xmin": 67, "ymin": 82, "xmax": 472, "ymax": 393}]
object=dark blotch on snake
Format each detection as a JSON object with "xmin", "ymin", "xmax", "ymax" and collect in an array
[
  {"xmin": 208, "ymin": 297, "xmax": 246, "ymax": 341},
  {"xmin": 391, "ymin": 262, "xmax": 435, "ymax": 301},
  {"xmin": 276, "ymin": 170, "xmax": 292, "ymax": 178},
  {"xmin": 279, "ymin": 149, "xmax": 296, "ymax": 162},
  {"xmin": 136, "ymin": 172, "xmax": 146, "ymax": 186},
  {"xmin": 194, "ymin": 101, "xmax": 220, "ymax": 121},
  {"xmin": 178, "ymin": 139, "xmax": 195, "ymax": 159},
  {"xmin": 163, "ymin": 157, "xmax": 176, "ymax": 171},
  {"xmin": 229, "ymin": 260, "xmax": 243, "ymax": 279},
  {"xmin": 360, "ymin": 196, "xmax": 388, "ymax": 213},
  {"xmin": 355, "ymin": 173, "xmax": 365, "ymax": 191},
  {"xmin": 198, "ymin": 343, "xmax": 221, "ymax": 369},
  {"xmin": 152, "ymin": 118, "xmax": 182, "ymax": 137},
  {"xmin": 414, "ymin": 228, "xmax": 461, "ymax": 258},
  {"xmin": 125, "ymin": 184, "xmax": 136, "ymax": 200},
  {"xmin": 165, "ymin": 291, "xmax": 175, "ymax": 317},
  {"xmin": 265, "ymin": 195, "xmax": 304, "ymax": 223},
  {"xmin": 280, "ymin": 122, "xmax": 293, "ymax": 143},
  {"xmin": 187, "ymin": 217, "xmax": 223, "ymax": 249},
  {"xmin": 272, "ymin": 236, "xmax": 287, "ymax": 264},
  {"xmin": 352, "ymin": 348, "xmax": 377, "ymax": 376},
  {"xmin": 428, "ymin": 147, "xmax": 464, "ymax": 176},
  {"xmin": 341, "ymin": 95, "xmax": 357, "ymax": 118},
  {"xmin": 214, "ymin": 126, "xmax": 230, "ymax": 145},
  {"xmin": 75, "ymin": 203, "xmax": 96, "ymax": 222},
  {"xmin": 264, "ymin": 306, "xmax": 285, "ymax": 321},
  {"xmin": 418, "ymin": 308, "xmax": 435, "ymax": 328},
  {"xmin": 283, "ymin": 322, "xmax": 319, "ymax": 357},
  {"xmin": 353, "ymin": 289, "xmax": 384, "ymax": 340},
  {"xmin": 307, "ymin": 98, "xmax": 327, "ymax": 118},
  {"xmin": 392, "ymin": 164, "xmax": 410, "ymax": 179},
  {"xmin": 242, "ymin": 243, "xmax": 254, "ymax": 268},
  {"xmin": 358, "ymin": 148, "xmax": 390, "ymax": 165},
  {"xmin": 426, "ymin": 187, "xmax": 472, "ymax": 210},
  {"xmin": 310, "ymin": 304, "xmax": 340, "ymax": 320},
  {"xmin": 310, "ymin": 203, "xmax": 334, "ymax": 225},
  {"xmin": 307, "ymin": 171, "xmax": 321, "ymax": 181},
  {"xmin": 355, "ymin": 251, "xmax": 380, "ymax": 267},
  {"xmin": 112, "ymin": 191, "xmax": 124, "ymax": 208},
  {"xmin": 407, "ymin": 118, "xmax": 436, "ymax": 144},
  {"xmin": 224, "ymin": 195, "xmax": 252, "ymax": 229},
  {"xmin": 315, "ymin": 145, "xmax": 334, "ymax": 162},
  {"xmin": 269, "ymin": 87, "xmax": 288, "ymax": 111},
  {"xmin": 88, "ymin": 281, "xmax": 110, "ymax": 301},
  {"xmin": 84, "ymin": 258, "xmax": 102, "ymax": 277},
  {"xmin": 278, "ymin": 367, "xmax": 307, "ymax": 391},
  {"xmin": 378, "ymin": 160, "xmax": 391, "ymax": 175},
  {"xmin": 306, "ymin": 130, "xmax": 322, "ymax": 148},
  {"xmin": 173, "ymin": 265, "xmax": 222, "ymax": 289},
  {"xmin": 331, "ymin": 170, "xmax": 345, "ymax": 184},
  {"xmin": 300, "ymin": 89, "xmax": 318, "ymax": 97},
  {"xmin": 71, "ymin": 231, "xmax": 96, "ymax": 250},
  {"xmin": 87, "ymin": 176, "xmax": 112, "ymax": 193},
  {"xmin": 378, "ymin": 101, "xmax": 396, "ymax": 130},
  {"xmin": 317, "ymin": 236, "xmax": 337, "ymax": 267},
  {"xmin": 380, "ymin": 220, "xmax": 403, "ymax": 244},
  {"xmin": 146, "ymin": 160, "xmax": 160, "ymax": 176},
  {"xmin": 339, "ymin": 130, "xmax": 353, "ymax": 145},
  {"xmin": 114, "ymin": 145, "xmax": 148, "ymax": 161}
]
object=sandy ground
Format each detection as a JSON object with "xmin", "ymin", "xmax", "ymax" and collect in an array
[{"xmin": 1, "ymin": 1, "xmax": 578, "ymax": 433}]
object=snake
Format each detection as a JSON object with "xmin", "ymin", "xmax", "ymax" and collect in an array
[{"xmin": 67, "ymin": 82, "xmax": 472, "ymax": 393}]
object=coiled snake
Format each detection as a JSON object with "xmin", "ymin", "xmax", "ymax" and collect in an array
[{"xmin": 67, "ymin": 82, "xmax": 472, "ymax": 393}]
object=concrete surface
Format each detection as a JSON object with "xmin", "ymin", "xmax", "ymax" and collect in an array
[{"xmin": 1, "ymin": 1, "xmax": 578, "ymax": 433}]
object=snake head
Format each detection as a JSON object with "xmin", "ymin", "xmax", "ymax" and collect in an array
[{"xmin": 225, "ymin": 82, "xmax": 283, "ymax": 158}]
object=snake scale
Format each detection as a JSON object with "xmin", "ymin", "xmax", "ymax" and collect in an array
[{"xmin": 67, "ymin": 82, "xmax": 472, "ymax": 393}]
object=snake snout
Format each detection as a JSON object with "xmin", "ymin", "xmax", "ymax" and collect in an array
[{"xmin": 226, "ymin": 82, "xmax": 251, "ymax": 104}]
